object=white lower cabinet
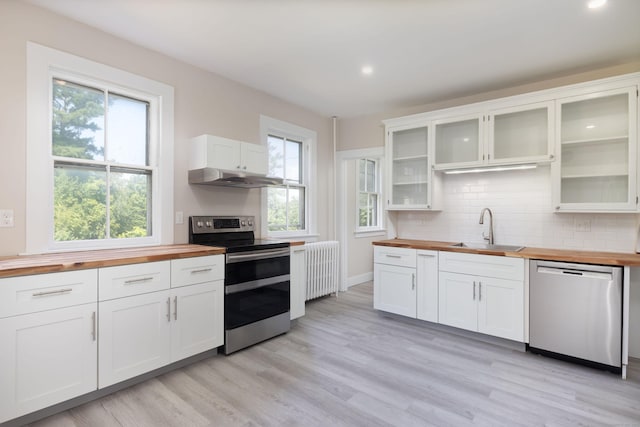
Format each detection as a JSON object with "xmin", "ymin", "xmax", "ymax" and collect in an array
[
  {"xmin": 438, "ymin": 251, "xmax": 525, "ymax": 342},
  {"xmin": 374, "ymin": 262, "xmax": 417, "ymax": 317},
  {"xmin": 0, "ymin": 303, "xmax": 98, "ymax": 423},
  {"xmin": 98, "ymin": 290, "xmax": 172, "ymax": 388},
  {"xmin": 416, "ymin": 250, "xmax": 438, "ymax": 322},
  {"xmin": 373, "ymin": 247, "xmax": 439, "ymax": 321},
  {"xmin": 290, "ymin": 246, "xmax": 306, "ymax": 320},
  {"xmin": 99, "ymin": 257, "xmax": 224, "ymax": 388}
]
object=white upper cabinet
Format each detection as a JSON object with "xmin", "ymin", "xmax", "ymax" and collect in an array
[
  {"xmin": 489, "ymin": 101, "xmax": 554, "ymax": 165},
  {"xmin": 552, "ymin": 86, "xmax": 638, "ymax": 212},
  {"xmin": 434, "ymin": 113, "xmax": 483, "ymax": 168},
  {"xmin": 385, "ymin": 123, "xmax": 440, "ymax": 210},
  {"xmin": 189, "ymin": 134, "xmax": 268, "ymax": 176},
  {"xmin": 433, "ymin": 102, "xmax": 554, "ymax": 169}
]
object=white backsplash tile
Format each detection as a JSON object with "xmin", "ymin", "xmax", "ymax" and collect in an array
[{"xmin": 394, "ymin": 167, "xmax": 640, "ymax": 253}]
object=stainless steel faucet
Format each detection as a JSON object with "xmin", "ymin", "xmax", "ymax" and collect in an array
[{"xmin": 479, "ymin": 208, "xmax": 494, "ymax": 245}]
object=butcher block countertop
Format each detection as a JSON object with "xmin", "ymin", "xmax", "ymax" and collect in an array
[
  {"xmin": 0, "ymin": 244, "xmax": 225, "ymax": 278},
  {"xmin": 374, "ymin": 239, "xmax": 640, "ymax": 266}
]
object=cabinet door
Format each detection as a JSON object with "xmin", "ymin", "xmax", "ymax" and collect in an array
[
  {"xmin": 489, "ymin": 101, "xmax": 554, "ymax": 165},
  {"xmin": 241, "ymin": 142, "xmax": 268, "ymax": 175},
  {"xmin": 437, "ymin": 272, "xmax": 477, "ymax": 331},
  {"xmin": 553, "ymin": 87, "xmax": 637, "ymax": 211},
  {"xmin": 416, "ymin": 250, "xmax": 438, "ymax": 322},
  {"xmin": 373, "ymin": 263, "xmax": 416, "ymax": 317},
  {"xmin": 477, "ymin": 277, "xmax": 524, "ymax": 342},
  {"xmin": 290, "ymin": 246, "xmax": 306, "ymax": 320},
  {"xmin": 98, "ymin": 291, "xmax": 171, "ymax": 388},
  {"xmin": 434, "ymin": 114, "xmax": 483, "ymax": 169},
  {"xmin": 387, "ymin": 125, "xmax": 431, "ymax": 209},
  {"xmin": 0, "ymin": 304, "xmax": 97, "ymax": 423},
  {"xmin": 171, "ymin": 281, "xmax": 224, "ymax": 361}
]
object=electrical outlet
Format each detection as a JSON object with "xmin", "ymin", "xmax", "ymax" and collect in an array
[
  {"xmin": 0, "ymin": 209, "xmax": 14, "ymax": 227},
  {"xmin": 175, "ymin": 211, "xmax": 184, "ymax": 225},
  {"xmin": 575, "ymin": 218, "xmax": 591, "ymax": 232}
]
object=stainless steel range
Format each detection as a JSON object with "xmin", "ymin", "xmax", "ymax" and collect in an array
[{"xmin": 188, "ymin": 216, "xmax": 290, "ymax": 354}]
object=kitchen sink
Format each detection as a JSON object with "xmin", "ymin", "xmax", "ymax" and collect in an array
[{"xmin": 449, "ymin": 242, "xmax": 525, "ymax": 252}]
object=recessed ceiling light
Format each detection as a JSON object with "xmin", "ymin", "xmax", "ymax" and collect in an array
[
  {"xmin": 586, "ymin": 124, "xmax": 596, "ymax": 129},
  {"xmin": 361, "ymin": 65, "xmax": 373, "ymax": 76},
  {"xmin": 587, "ymin": 0, "xmax": 607, "ymax": 9}
]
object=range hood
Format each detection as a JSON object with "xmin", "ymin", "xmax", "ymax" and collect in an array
[{"xmin": 188, "ymin": 168, "xmax": 284, "ymax": 188}]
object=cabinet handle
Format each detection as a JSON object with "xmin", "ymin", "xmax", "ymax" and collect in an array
[
  {"xmin": 473, "ymin": 281, "xmax": 476, "ymax": 300},
  {"xmin": 386, "ymin": 254, "xmax": 402, "ymax": 259},
  {"xmin": 412, "ymin": 273, "xmax": 415, "ymax": 290},
  {"xmin": 237, "ymin": 165, "xmax": 241, "ymax": 169},
  {"xmin": 555, "ymin": 206, "xmax": 560, "ymax": 211},
  {"xmin": 166, "ymin": 297, "xmax": 171, "ymax": 322},
  {"xmin": 124, "ymin": 277, "xmax": 153, "ymax": 285},
  {"xmin": 479, "ymin": 282, "xmax": 482, "ymax": 301},
  {"xmin": 549, "ymin": 154, "xmax": 555, "ymax": 160},
  {"xmin": 32, "ymin": 288, "xmax": 73, "ymax": 297},
  {"xmin": 418, "ymin": 253, "xmax": 436, "ymax": 258},
  {"xmin": 243, "ymin": 166, "xmax": 247, "ymax": 170},
  {"xmin": 91, "ymin": 311, "xmax": 96, "ymax": 341},
  {"xmin": 174, "ymin": 296, "xmax": 178, "ymax": 320},
  {"xmin": 190, "ymin": 268, "xmax": 212, "ymax": 274}
]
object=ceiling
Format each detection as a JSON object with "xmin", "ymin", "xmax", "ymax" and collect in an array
[{"xmin": 26, "ymin": 0, "xmax": 640, "ymax": 118}]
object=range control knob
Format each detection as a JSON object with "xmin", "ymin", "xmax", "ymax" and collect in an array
[
  {"xmin": 241, "ymin": 220, "xmax": 246, "ymax": 227},
  {"xmin": 248, "ymin": 220, "xmax": 254, "ymax": 226},
  {"xmin": 205, "ymin": 221, "xmax": 212, "ymax": 227},
  {"xmin": 196, "ymin": 221, "xmax": 204, "ymax": 228}
]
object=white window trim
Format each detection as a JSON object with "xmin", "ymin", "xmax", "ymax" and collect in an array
[
  {"xmin": 260, "ymin": 115, "xmax": 316, "ymax": 239},
  {"xmin": 355, "ymin": 157, "xmax": 384, "ymax": 234},
  {"xmin": 26, "ymin": 42, "xmax": 174, "ymax": 254}
]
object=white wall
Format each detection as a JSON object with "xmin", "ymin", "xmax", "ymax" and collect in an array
[{"xmin": 394, "ymin": 167, "xmax": 639, "ymax": 252}]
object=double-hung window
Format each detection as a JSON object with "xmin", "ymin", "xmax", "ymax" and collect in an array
[
  {"xmin": 26, "ymin": 43, "xmax": 174, "ymax": 253},
  {"xmin": 52, "ymin": 79, "xmax": 152, "ymax": 241},
  {"xmin": 356, "ymin": 158, "xmax": 382, "ymax": 231},
  {"xmin": 267, "ymin": 134, "xmax": 305, "ymax": 232},
  {"xmin": 260, "ymin": 115, "xmax": 316, "ymax": 238}
]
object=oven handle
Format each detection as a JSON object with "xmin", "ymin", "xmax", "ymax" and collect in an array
[
  {"xmin": 225, "ymin": 274, "xmax": 290, "ymax": 295},
  {"xmin": 226, "ymin": 248, "xmax": 290, "ymax": 263}
]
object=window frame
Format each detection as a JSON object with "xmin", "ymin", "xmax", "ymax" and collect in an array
[
  {"xmin": 355, "ymin": 157, "xmax": 382, "ymax": 233},
  {"xmin": 26, "ymin": 42, "xmax": 174, "ymax": 254},
  {"xmin": 260, "ymin": 115, "xmax": 317, "ymax": 240}
]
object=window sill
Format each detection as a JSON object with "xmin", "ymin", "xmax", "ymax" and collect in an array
[
  {"xmin": 266, "ymin": 233, "xmax": 320, "ymax": 243},
  {"xmin": 354, "ymin": 229, "xmax": 387, "ymax": 239}
]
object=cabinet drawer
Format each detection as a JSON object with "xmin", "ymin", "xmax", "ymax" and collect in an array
[
  {"xmin": 99, "ymin": 261, "xmax": 170, "ymax": 301},
  {"xmin": 171, "ymin": 255, "xmax": 224, "ymax": 288},
  {"xmin": 374, "ymin": 246, "xmax": 416, "ymax": 268},
  {"xmin": 0, "ymin": 270, "xmax": 97, "ymax": 318},
  {"xmin": 438, "ymin": 251, "xmax": 524, "ymax": 281}
]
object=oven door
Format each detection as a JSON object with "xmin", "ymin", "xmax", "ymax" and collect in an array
[{"xmin": 225, "ymin": 248, "xmax": 290, "ymax": 330}]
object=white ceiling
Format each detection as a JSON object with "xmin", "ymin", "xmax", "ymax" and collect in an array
[{"xmin": 26, "ymin": 0, "xmax": 640, "ymax": 118}]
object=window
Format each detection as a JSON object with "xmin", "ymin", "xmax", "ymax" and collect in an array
[
  {"xmin": 356, "ymin": 158, "xmax": 381, "ymax": 231},
  {"xmin": 26, "ymin": 43, "xmax": 174, "ymax": 253},
  {"xmin": 52, "ymin": 79, "xmax": 151, "ymax": 241},
  {"xmin": 267, "ymin": 135, "xmax": 305, "ymax": 232},
  {"xmin": 260, "ymin": 116, "xmax": 316, "ymax": 238}
]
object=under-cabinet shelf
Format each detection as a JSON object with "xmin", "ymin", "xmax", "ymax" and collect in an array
[{"xmin": 393, "ymin": 155, "xmax": 429, "ymax": 162}]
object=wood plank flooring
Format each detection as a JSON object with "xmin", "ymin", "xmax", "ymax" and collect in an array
[{"xmin": 28, "ymin": 282, "xmax": 640, "ymax": 427}]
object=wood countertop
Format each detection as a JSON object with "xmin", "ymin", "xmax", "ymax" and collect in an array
[
  {"xmin": 0, "ymin": 244, "xmax": 225, "ymax": 278},
  {"xmin": 374, "ymin": 239, "xmax": 640, "ymax": 266}
]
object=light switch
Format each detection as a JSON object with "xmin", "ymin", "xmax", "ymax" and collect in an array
[{"xmin": 175, "ymin": 211, "xmax": 184, "ymax": 225}]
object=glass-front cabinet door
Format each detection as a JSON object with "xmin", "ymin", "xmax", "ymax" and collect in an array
[
  {"xmin": 433, "ymin": 114, "xmax": 483, "ymax": 169},
  {"xmin": 489, "ymin": 101, "xmax": 554, "ymax": 164},
  {"xmin": 553, "ymin": 87, "xmax": 637, "ymax": 211},
  {"xmin": 387, "ymin": 124, "xmax": 432, "ymax": 209}
]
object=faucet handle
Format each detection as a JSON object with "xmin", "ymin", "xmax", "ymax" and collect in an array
[{"xmin": 482, "ymin": 232, "xmax": 491, "ymax": 242}]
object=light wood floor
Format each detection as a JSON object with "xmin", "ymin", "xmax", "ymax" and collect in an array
[{"xmin": 29, "ymin": 282, "xmax": 640, "ymax": 427}]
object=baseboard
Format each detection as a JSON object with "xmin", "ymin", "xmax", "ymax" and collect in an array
[{"xmin": 347, "ymin": 272, "xmax": 373, "ymax": 289}]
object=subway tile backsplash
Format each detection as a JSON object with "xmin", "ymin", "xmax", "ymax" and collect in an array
[{"xmin": 394, "ymin": 167, "xmax": 640, "ymax": 253}]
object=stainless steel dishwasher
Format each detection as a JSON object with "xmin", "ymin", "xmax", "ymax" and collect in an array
[{"xmin": 529, "ymin": 260, "xmax": 622, "ymax": 371}]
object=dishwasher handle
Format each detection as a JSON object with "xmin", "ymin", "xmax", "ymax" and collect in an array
[{"xmin": 536, "ymin": 266, "xmax": 613, "ymax": 281}]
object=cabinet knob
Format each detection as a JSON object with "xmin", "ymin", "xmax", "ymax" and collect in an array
[
  {"xmin": 549, "ymin": 154, "xmax": 555, "ymax": 160},
  {"xmin": 555, "ymin": 206, "xmax": 560, "ymax": 210}
]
